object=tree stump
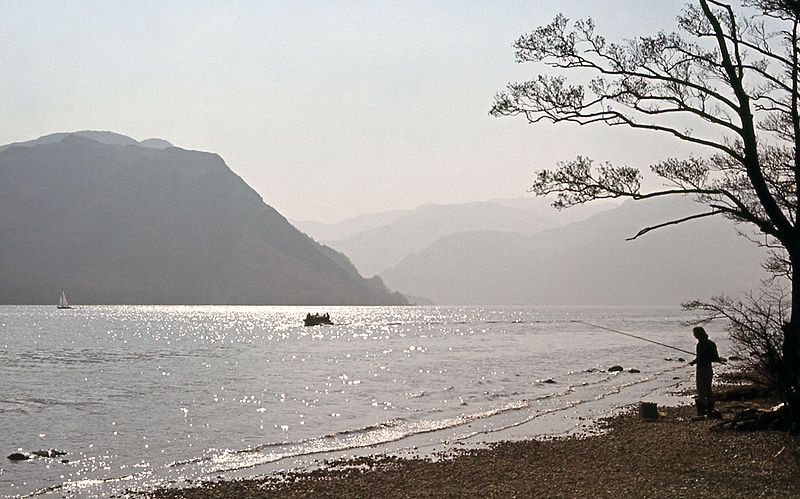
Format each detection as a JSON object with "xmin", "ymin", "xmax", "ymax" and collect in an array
[{"xmin": 639, "ymin": 401, "xmax": 659, "ymax": 420}]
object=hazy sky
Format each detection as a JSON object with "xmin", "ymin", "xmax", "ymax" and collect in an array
[{"xmin": 1, "ymin": 0, "xmax": 708, "ymax": 222}]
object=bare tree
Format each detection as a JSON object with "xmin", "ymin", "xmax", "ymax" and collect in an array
[
  {"xmin": 686, "ymin": 287, "xmax": 788, "ymax": 389},
  {"xmin": 491, "ymin": 0, "xmax": 800, "ymax": 412}
]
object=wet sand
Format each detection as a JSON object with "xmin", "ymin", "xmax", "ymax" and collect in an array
[{"xmin": 149, "ymin": 395, "xmax": 799, "ymax": 498}]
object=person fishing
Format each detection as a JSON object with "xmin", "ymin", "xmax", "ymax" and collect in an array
[
  {"xmin": 574, "ymin": 321, "xmax": 730, "ymax": 418},
  {"xmin": 688, "ymin": 326, "xmax": 726, "ymax": 418}
]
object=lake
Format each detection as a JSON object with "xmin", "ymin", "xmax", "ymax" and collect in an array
[{"xmin": 0, "ymin": 305, "xmax": 718, "ymax": 497}]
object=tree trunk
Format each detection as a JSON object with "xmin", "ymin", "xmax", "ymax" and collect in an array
[{"xmin": 785, "ymin": 251, "xmax": 800, "ymax": 412}]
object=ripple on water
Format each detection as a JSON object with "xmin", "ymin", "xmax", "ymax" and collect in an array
[{"xmin": 0, "ymin": 305, "xmax": 706, "ymax": 497}]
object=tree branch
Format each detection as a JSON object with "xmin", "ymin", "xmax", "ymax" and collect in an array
[{"xmin": 626, "ymin": 210, "xmax": 723, "ymax": 240}]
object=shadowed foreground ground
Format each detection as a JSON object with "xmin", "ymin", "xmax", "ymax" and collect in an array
[{"xmin": 149, "ymin": 400, "xmax": 800, "ymax": 498}]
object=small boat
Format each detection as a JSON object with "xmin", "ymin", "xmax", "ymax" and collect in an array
[
  {"xmin": 57, "ymin": 290, "xmax": 72, "ymax": 309},
  {"xmin": 304, "ymin": 312, "xmax": 332, "ymax": 326}
]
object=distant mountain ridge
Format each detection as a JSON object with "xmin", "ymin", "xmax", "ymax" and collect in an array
[
  {"xmin": 0, "ymin": 131, "xmax": 406, "ymax": 305},
  {"xmin": 0, "ymin": 130, "xmax": 174, "ymax": 153},
  {"xmin": 295, "ymin": 199, "xmax": 616, "ymax": 277},
  {"xmin": 379, "ymin": 197, "xmax": 770, "ymax": 305}
]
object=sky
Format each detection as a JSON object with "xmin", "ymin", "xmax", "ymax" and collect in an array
[{"xmin": 1, "ymin": 0, "xmax": 711, "ymax": 222}]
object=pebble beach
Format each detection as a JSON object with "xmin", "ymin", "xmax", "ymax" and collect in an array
[{"xmin": 148, "ymin": 394, "xmax": 800, "ymax": 498}]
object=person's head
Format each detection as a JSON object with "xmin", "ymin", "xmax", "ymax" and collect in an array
[{"xmin": 692, "ymin": 326, "xmax": 708, "ymax": 340}]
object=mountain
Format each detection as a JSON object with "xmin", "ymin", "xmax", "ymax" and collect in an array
[
  {"xmin": 293, "ymin": 198, "xmax": 617, "ymax": 244},
  {"xmin": 0, "ymin": 130, "xmax": 176, "ymax": 154},
  {"xmin": 488, "ymin": 197, "xmax": 620, "ymax": 224},
  {"xmin": 327, "ymin": 202, "xmax": 560, "ymax": 277},
  {"xmin": 292, "ymin": 208, "xmax": 412, "ymax": 242},
  {"xmin": 138, "ymin": 138, "xmax": 173, "ymax": 150},
  {"xmin": 380, "ymin": 197, "xmax": 770, "ymax": 305},
  {"xmin": 295, "ymin": 199, "xmax": 618, "ymax": 278},
  {"xmin": 0, "ymin": 132, "xmax": 406, "ymax": 305},
  {"xmin": 300, "ymin": 202, "xmax": 561, "ymax": 277},
  {"xmin": 1, "ymin": 130, "xmax": 137, "ymax": 152}
]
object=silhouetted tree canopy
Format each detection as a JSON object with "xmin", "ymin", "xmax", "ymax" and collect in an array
[{"xmin": 492, "ymin": 0, "xmax": 800, "ymax": 415}]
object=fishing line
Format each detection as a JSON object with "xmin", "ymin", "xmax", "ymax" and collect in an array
[{"xmin": 571, "ymin": 320, "xmax": 694, "ymax": 356}]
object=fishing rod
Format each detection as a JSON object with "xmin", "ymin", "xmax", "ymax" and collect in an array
[{"xmin": 571, "ymin": 320, "xmax": 695, "ymax": 356}]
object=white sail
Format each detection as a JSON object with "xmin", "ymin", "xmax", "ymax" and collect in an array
[{"xmin": 58, "ymin": 290, "xmax": 70, "ymax": 308}]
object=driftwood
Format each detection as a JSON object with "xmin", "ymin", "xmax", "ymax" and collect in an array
[{"xmin": 713, "ymin": 405, "xmax": 798, "ymax": 433}]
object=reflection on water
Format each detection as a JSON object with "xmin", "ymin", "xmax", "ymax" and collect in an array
[{"xmin": 0, "ymin": 305, "xmax": 711, "ymax": 496}]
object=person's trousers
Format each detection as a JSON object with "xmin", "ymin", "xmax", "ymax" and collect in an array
[{"xmin": 696, "ymin": 365, "xmax": 714, "ymax": 416}]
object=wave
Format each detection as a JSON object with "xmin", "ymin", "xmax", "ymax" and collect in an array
[
  {"xmin": 157, "ymin": 366, "xmax": 686, "ymax": 484},
  {"xmin": 27, "ymin": 368, "xmax": 686, "ymax": 498},
  {"xmin": 160, "ymin": 399, "xmax": 535, "ymax": 478},
  {"xmin": 442, "ymin": 364, "xmax": 688, "ymax": 444},
  {"xmin": 170, "ymin": 366, "xmax": 681, "ymax": 477},
  {"xmin": 25, "ymin": 471, "xmax": 149, "ymax": 498},
  {"xmin": 24, "ymin": 361, "xmax": 690, "ymax": 497}
]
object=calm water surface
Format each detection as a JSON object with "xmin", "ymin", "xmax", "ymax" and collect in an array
[{"xmin": 0, "ymin": 305, "xmax": 719, "ymax": 497}]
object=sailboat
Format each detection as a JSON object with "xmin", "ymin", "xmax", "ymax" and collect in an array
[{"xmin": 57, "ymin": 290, "xmax": 72, "ymax": 309}]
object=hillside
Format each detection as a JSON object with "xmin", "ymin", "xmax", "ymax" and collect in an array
[
  {"xmin": 292, "ymin": 208, "xmax": 413, "ymax": 243},
  {"xmin": 0, "ymin": 132, "xmax": 406, "ymax": 305},
  {"xmin": 304, "ymin": 202, "xmax": 563, "ymax": 277},
  {"xmin": 380, "ymin": 197, "xmax": 770, "ymax": 305},
  {"xmin": 0, "ymin": 130, "xmax": 169, "ymax": 152},
  {"xmin": 295, "ymin": 198, "xmax": 618, "ymax": 278}
]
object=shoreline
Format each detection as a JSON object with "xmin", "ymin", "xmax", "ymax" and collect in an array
[{"xmin": 147, "ymin": 390, "xmax": 800, "ymax": 498}]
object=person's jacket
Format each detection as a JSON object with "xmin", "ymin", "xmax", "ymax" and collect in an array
[{"xmin": 694, "ymin": 338, "xmax": 722, "ymax": 368}]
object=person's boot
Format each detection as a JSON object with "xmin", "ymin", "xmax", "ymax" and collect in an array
[
  {"xmin": 692, "ymin": 399, "xmax": 706, "ymax": 421},
  {"xmin": 695, "ymin": 400, "xmax": 706, "ymax": 417},
  {"xmin": 706, "ymin": 401, "xmax": 721, "ymax": 419}
]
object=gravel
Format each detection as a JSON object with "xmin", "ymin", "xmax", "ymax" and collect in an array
[{"xmin": 147, "ymin": 400, "xmax": 800, "ymax": 498}]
